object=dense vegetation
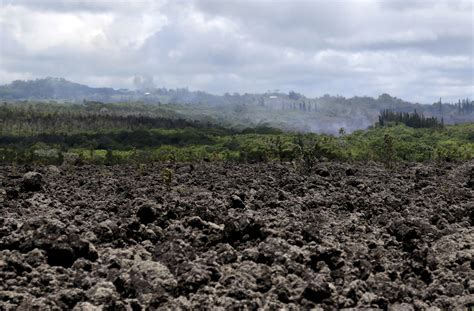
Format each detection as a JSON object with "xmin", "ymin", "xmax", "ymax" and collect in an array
[
  {"xmin": 1, "ymin": 78, "xmax": 473, "ymax": 134},
  {"xmin": 378, "ymin": 109, "xmax": 444, "ymax": 128},
  {"xmin": 0, "ymin": 101, "xmax": 472, "ymax": 167}
]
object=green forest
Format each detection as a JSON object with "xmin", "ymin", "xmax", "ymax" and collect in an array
[
  {"xmin": 0, "ymin": 101, "xmax": 472, "ymax": 167},
  {"xmin": 2, "ymin": 78, "xmax": 473, "ymax": 134}
]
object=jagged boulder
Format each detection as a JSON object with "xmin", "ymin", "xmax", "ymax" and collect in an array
[{"xmin": 21, "ymin": 172, "xmax": 43, "ymax": 192}]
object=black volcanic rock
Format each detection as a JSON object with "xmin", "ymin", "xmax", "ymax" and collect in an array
[
  {"xmin": 0, "ymin": 162, "xmax": 472, "ymax": 310},
  {"xmin": 136, "ymin": 204, "xmax": 158, "ymax": 224},
  {"xmin": 21, "ymin": 172, "xmax": 43, "ymax": 192}
]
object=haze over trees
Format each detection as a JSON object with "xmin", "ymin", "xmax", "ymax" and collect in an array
[
  {"xmin": 1, "ymin": 78, "xmax": 472, "ymax": 134},
  {"xmin": 0, "ymin": 99, "xmax": 472, "ymax": 166}
]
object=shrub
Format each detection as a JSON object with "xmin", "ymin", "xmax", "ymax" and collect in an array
[{"xmin": 161, "ymin": 168, "xmax": 173, "ymax": 190}]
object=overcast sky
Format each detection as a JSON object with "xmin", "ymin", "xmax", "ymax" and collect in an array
[{"xmin": 0, "ymin": 0, "xmax": 472, "ymax": 103}]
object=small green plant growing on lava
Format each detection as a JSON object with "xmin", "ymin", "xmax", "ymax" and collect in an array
[
  {"xmin": 137, "ymin": 163, "xmax": 147, "ymax": 176},
  {"xmin": 161, "ymin": 168, "xmax": 174, "ymax": 190},
  {"xmin": 383, "ymin": 133, "xmax": 396, "ymax": 169}
]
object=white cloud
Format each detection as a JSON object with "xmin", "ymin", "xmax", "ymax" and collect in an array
[
  {"xmin": 0, "ymin": 6, "xmax": 112, "ymax": 52},
  {"xmin": 0, "ymin": 4, "xmax": 167, "ymax": 53},
  {"xmin": 0, "ymin": 0, "xmax": 472, "ymax": 102}
]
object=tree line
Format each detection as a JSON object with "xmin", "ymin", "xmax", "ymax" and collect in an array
[{"xmin": 378, "ymin": 109, "xmax": 444, "ymax": 129}]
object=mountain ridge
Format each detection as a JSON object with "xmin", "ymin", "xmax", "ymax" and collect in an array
[{"xmin": 0, "ymin": 77, "xmax": 436, "ymax": 105}]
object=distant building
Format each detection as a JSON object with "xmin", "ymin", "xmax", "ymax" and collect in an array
[{"xmin": 99, "ymin": 107, "xmax": 109, "ymax": 114}]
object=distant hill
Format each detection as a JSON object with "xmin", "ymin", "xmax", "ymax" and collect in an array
[
  {"xmin": 0, "ymin": 77, "xmax": 119, "ymax": 101},
  {"xmin": 0, "ymin": 77, "xmax": 223, "ymax": 104},
  {"xmin": 0, "ymin": 77, "xmax": 472, "ymax": 133}
]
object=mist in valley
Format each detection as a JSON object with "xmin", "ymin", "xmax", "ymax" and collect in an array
[{"xmin": 1, "ymin": 77, "xmax": 472, "ymax": 134}]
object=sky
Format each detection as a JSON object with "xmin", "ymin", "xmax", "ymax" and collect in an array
[{"xmin": 0, "ymin": 0, "xmax": 472, "ymax": 103}]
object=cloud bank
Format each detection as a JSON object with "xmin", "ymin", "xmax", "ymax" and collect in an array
[{"xmin": 0, "ymin": 0, "xmax": 472, "ymax": 103}]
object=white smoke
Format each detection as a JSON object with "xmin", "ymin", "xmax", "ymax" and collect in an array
[{"xmin": 133, "ymin": 74, "xmax": 155, "ymax": 90}]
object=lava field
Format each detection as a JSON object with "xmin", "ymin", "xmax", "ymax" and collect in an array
[{"xmin": 0, "ymin": 161, "xmax": 473, "ymax": 310}]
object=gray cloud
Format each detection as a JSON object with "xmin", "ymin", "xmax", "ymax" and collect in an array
[{"xmin": 0, "ymin": 0, "xmax": 472, "ymax": 103}]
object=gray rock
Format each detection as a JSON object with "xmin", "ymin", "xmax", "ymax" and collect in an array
[
  {"xmin": 47, "ymin": 165, "xmax": 61, "ymax": 175},
  {"xmin": 86, "ymin": 281, "xmax": 119, "ymax": 305},
  {"xmin": 388, "ymin": 303, "xmax": 415, "ymax": 311},
  {"xmin": 444, "ymin": 282, "xmax": 464, "ymax": 296},
  {"xmin": 114, "ymin": 260, "xmax": 176, "ymax": 305}
]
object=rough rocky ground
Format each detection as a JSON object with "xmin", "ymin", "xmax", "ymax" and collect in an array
[{"xmin": 0, "ymin": 161, "xmax": 473, "ymax": 310}]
